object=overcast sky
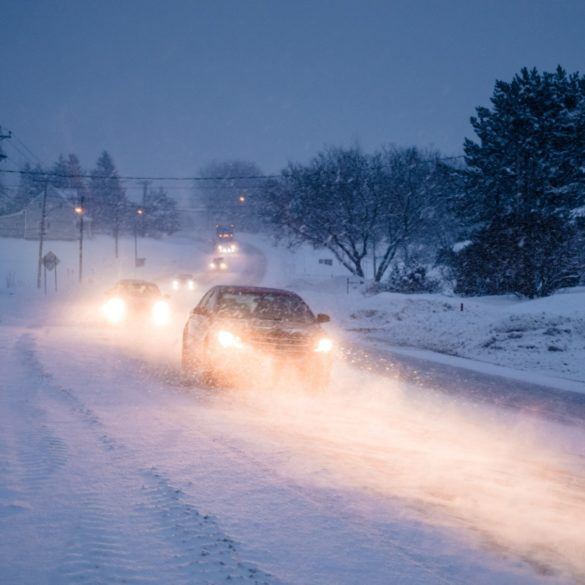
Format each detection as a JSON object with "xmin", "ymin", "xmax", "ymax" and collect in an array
[{"xmin": 1, "ymin": 0, "xmax": 584, "ymax": 182}]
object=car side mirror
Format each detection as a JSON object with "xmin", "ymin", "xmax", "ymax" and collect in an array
[{"xmin": 316, "ymin": 313, "xmax": 330, "ymax": 323}]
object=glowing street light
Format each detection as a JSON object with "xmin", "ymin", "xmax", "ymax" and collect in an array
[
  {"xmin": 134, "ymin": 207, "xmax": 145, "ymax": 266},
  {"xmin": 238, "ymin": 195, "xmax": 246, "ymax": 203},
  {"xmin": 75, "ymin": 201, "xmax": 85, "ymax": 284}
]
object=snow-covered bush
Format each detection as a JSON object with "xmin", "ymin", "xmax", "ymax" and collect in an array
[{"xmin": 381, "ymin": 261, "xmax": 440, "ymax": 294}]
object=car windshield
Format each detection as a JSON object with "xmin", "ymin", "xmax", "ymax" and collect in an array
[
  {"xmin": 215, "ymin": 291, "xmax": 314, "ymax": 322},
  {"xmin": 119, "ymin": 282, "xmax": 160, "ymax": 297}
]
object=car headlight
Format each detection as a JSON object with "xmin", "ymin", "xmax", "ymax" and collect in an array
[
  {"xmin": 220, "ymin": 263, "xmax": 227, "ymax": 270},
  {"xmin": 314, "ymin": 337, "xmax": 333, "ymax": 353},
  {"xmin": 188, "ymin": 280, "xmax": 195, "ymax": 290},
  {"xmin": 152, "ymin": 300, "xmax": 171, "ymax": 326},
  {"xmin": 102, "ymin": 297, "xmax": 126, "ymax": 324},
  {"xmin": 216, "ymin": 330, "xmax": 243, "ymax": 349},
  {"xmin": 172, "ymin": 280, "xmax": 179, "ymax": 290}
]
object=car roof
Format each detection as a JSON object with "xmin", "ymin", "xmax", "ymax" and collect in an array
[{"xmin": 210, "ymin": 285, "xmax": 301, "ymax": 297}]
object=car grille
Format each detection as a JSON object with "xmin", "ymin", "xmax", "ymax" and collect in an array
[{"xmin": 248, "ymin": 330, "xmax": 311, "ymax": 355}]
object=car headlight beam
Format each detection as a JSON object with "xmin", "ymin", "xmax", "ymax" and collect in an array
[
  {"xmin": 315, "ymin": 337, "xmax": 333, "ymax": 353},
  {"xmin": 152, "ymin": 300, "xmax": 171, "ymax": 326},
  {"xmin": 102, "ymin": 297, "xmax": 126, "ymax": 324},
  {"xmin": 216, "ymin": 330, "xmax": 243, "ymax": 349}
]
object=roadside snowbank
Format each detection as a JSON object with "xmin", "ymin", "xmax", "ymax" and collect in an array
[{"xmin": 243, "ymin": 235, "xmax": 585, "ymax": 386}]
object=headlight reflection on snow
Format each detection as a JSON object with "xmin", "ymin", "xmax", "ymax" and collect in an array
[
  {"xmin": 217, "ymin": 365, "xmax": 585, "ymax": 580},
  {"xmin": 102, "ymin": 297, "xmax": 126, "ymax": 324},
  {"xmin": 152, "ymin": 300, "xmax": 171, "ymax": 326},
  {"xmin": 314, "ymin": 337, "xmax": 333, "ymax": 353}
]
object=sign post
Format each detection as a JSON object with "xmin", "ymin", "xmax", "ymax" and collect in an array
[{"xmin": 42, "ymin": 251, "xmax": 60, "ymax": 294}]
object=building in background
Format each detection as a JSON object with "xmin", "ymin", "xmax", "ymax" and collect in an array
[{"xmin": 0, "ymin": 187, "xmax": 92, "ymax": 240}]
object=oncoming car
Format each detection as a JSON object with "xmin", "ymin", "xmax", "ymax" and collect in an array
[
  {"xmin": 101, "ymin": 279, "xmax": 171, "ymax": 326},
  {"xmin": 209, "ymin": 257, "xmax": 228, "ymax": 271},
  {"xmin": 181, "ymin": 285, "xmax": 333, "ymax": 390},
  {"xmin": 172, "ymin": 273, "xmax": 195, "ymax": 291},
  {"xmin": 216, "ymin": 241, "xmax": 237, "ymax": 254}
]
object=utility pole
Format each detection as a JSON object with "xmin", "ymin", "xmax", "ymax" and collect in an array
[
  {"xmin": 75, "ymin": 198, "xmax": 85, "ymax": 284},
  {"xmin": 134, "ymin": 207, "xmax": 144, "ymax": 267},
  {"xmin": 139, "ymin": 180, "xmax": 150, "ymax": 237},
  {"xmin": 36, "ymin": 179, "xmax": 49, "ymax": 289},
  {"xmin": 139, "ymin": 179, "xmax": 151, "ymax": 207}
]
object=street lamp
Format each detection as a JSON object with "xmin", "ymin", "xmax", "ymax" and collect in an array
[
  {"xmin": 238, "ymin": 195, "xmax": 246, "ymax": 203},
  {"xmin": 75, "ymin": 201, "xmax": 84, "ymax": 284},
  {"xmin": 134, "ymin": 207, "xmax": 144, "ymax": 267}
]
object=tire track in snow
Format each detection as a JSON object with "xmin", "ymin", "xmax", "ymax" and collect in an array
[
  {"xmin": 35, "ymin": 327, "xmax": 570, "ymax": 585},
  {"xmin": 2, "ymin": 334, "xmax": 69, "ymax": 495},
  {"xmin": 14, "ymin": 332, "xmax": 280, "ymax": 585}
]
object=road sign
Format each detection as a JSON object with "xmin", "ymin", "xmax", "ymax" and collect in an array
[{"xmin": 42, "ymin": 251, "xmax": 60, "ymax": 271}]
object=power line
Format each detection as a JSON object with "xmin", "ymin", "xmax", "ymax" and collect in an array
[
  {"xmin": 11, "ymin": 132, "xmax": 44, "ymax": 166},
  {"xmin": 0, "ymin": 168, "xmax": 280, "ymax": 181},
  {"xmin": 0, "ymin": 156, "xmax": 464, "ymax": 183},
  {"xmin": 5, "ymin": 140, "xmax": 39, "ymax": 168}
]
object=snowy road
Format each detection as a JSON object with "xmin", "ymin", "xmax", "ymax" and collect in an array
[{"xmin": 1, "ymin": 237, "xmax": 585, "ymax": 584}]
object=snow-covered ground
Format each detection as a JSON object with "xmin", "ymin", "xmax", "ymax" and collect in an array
[
  {"xmin": 249, "ymin": 235, "xmax": 585, "ymax": 389},
  {"xmin": 1, "ymin": 233, "xmax": 585, "ymax": 584}
]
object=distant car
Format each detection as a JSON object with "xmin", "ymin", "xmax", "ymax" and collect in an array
[
  {"xmin": 209, "ymin": 257, "xmax": 228, "ymax": 271},
  {"xmin": 215, "ymin": 224, "xmax": 235, "ymax": 240},
  {"xmin": 101, "ymin": 279, "xmax": 171, "ymax": 326},
  {"xmin": 172, "ymin": 273, "xmax": 195, "ymax": 291},
  {"xmin": 216, "ymin": 241, "xmax": 238, "ymax": 254},
  {"xmin": 181, "ymin": 285, "xmax": 333, "ymax": 389}
]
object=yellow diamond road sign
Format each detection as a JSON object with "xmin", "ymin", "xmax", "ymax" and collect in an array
[{"xmin": 42, "ymin": 251, "xmax": 60, "ymax": 271}]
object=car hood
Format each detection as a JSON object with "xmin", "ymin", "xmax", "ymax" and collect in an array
[{"xmin": 215, "ymin": 317, "xmax": 321, "ymax": 334}]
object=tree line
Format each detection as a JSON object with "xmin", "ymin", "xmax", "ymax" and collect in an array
[
  {"xmin": 0, "ymin": 151, "xmax": 180, "ymax": 239},
  {"xmin": 256, "ymin": 66, "xmax": 585, "ymax": 298}
]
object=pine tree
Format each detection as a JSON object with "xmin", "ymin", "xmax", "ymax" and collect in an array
[
  {"xmin": 89, "ymin": 151, "xmax": 128, "ymax": 254},
  {"xmin": 49, "ymin": 154, "xmax": 69, "ymax": 189},
  {"xmin": 456, "ymin": 66, "xmax": 585, "ymax": 297},
  {"xmin": 9, "ymin": 162, "xmax": 45, "ymax": 213},
  {"xmin": 49, "ymin": 153, "xmax": 87, "ymax": 201},
  {"xmin": 64, "ymin": 154, "xmax": 88, "ymax": 203},
  {"xmin": 143, "ymin": 186, "xmax": 180, "ymax": 236}
]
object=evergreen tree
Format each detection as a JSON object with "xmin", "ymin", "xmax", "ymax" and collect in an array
[
  {"xmin": 456, "ymin": 66, "xmax": 585, "ymax": 297},
  {"xmin": 9, "ymin": 162, "xmax": 45, "ymax": 212},
  {"xmin": 194, "ymin": 160, "xmax": 262, "ymax": 231},
  {"xmin": 64, "ymin": 154, "xmax": 88, "ymax": 203},
  {"xmin": 89, "ymin": 151, "xmax": 128, "ymax": 254},
  {"xmin": 49, "ymin": 153, "xmax": 87, "ymax": 202},
  {"xmin": 0, "ymin": 177, "xmax": 10, "ymax": 214},
  {"xmin": 143, "ymin": 186, "xmax": 180, "ymax": 236},
  {"xmin": 49, "ymin": 154, "xmax": 69, "ymax": 189}
]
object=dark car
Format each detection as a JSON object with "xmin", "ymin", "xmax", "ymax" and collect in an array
[
  {"xmin": 101, "ymin": 279, "xmax": 171, "ymax": 326},
  {"xmin": 208, "ymin": 257, "xmax": 228, "ymax": 271},
  {"xmin": 171, "ymin": 273, "xmax": 195, "ymax": 291},
  {"xmin": 181, "ymin": 285, "xmax": 333, "ymax": 389}
]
